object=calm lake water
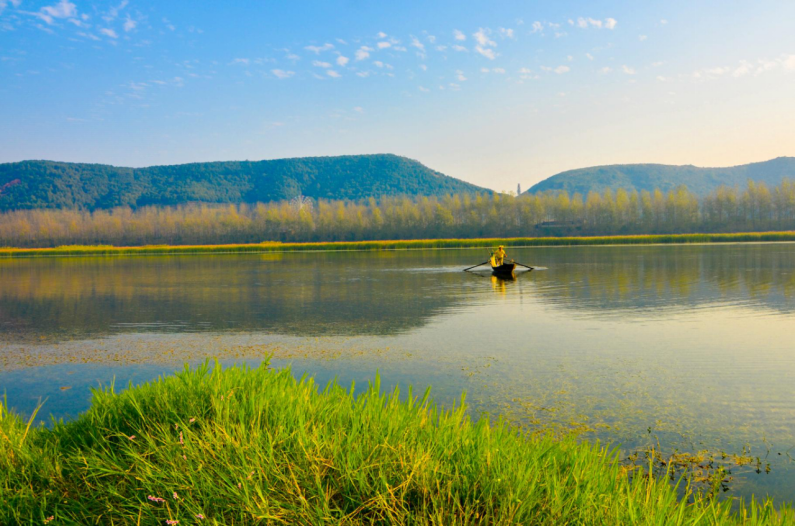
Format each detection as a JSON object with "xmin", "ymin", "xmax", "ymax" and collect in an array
[{"xmin": 1, "ymin": 244, "xmax": 794, "ymax": 502}]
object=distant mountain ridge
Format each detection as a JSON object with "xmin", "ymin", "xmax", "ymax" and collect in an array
[
  {"xmin": 0, "ymin": 154, "xmax": 489, "ymax": 211},
  {"xmin": 527, "ymin": 157, "xmax": 795, "ymax": 196}
]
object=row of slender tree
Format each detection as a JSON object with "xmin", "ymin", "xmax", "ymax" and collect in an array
[{"xmin": 2, "ymin": 180, "xmax": 795, "ymax": 248}]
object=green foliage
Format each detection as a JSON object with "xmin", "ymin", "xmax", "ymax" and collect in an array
[
  {"xmin": 529, "ymin": 157, "xmax": 795, "ymax": 197},
  {"xmin": 1, "ymin": 362, "xmax": 792, "ymax": 525},
  {"xmin": 0, "ymin": 155, "xmax": 487, "ymax": 211}
]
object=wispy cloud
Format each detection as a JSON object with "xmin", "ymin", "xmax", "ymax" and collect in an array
[
  {"xmin": 100, "ymin": 27, "xmax": 118, "ymax": 39},
  {"xmin": 304, "ymin": 43, "xmax": 334, "ymax": 54},
  {"xmin": 355, "ymin": 46, "xmax": 372, "ymax": 61},
  {"xmin": 336, "ymin": 55, "xmax": 349, "ymax": 66},
  {"xmin": 229, "ymin": 58, "xmax": 249, "ymax": 66},
  {"xmin": 123, "ymin": 16, "xmax": 136, "ymax": 32},
  {"xmin": 326, "ymin": 70, "xmax": 340, "ymax": 78},
  {"xmin": 569, "ymin": 17, "xmax": 617, "ymax": 30},
  {"xmin": 453, "ymin": 29, "xmax": 466, "ymax": 41},
  {"xmin": 473, "ymin": 28, "xmax": 497, "ymax": 60},
  {"xmin": 271, "ymin": 69, "xmax": 295, "ymax": 79},
  {"xmin": 312, "ymin": 60, "xmax": 332, "ymax": 68},
  {"xmin": 622, "ymin": 65, "xmax": 636, "ymax": 74}
]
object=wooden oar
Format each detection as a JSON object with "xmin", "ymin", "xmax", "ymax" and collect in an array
[
  {"xmin": 514, "ymin": 262, "xmax": 535, "ymax": 270},
  {"xmin": 463, "ymin": 260, "xmax": 490, "ymax": 272}
]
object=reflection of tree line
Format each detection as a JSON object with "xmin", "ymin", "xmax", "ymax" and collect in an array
[
  {"xmin": 526, "ymin": 246, "xmax": 795, "ymax": 314},
  {"xmin": 1, "ymin": 246, "xmax": 793, "ymax": 341},
  {"xmin": 0, "ymin": 254, "xmax": 469, "ymax": 340},
  {"xmin": 3, "ymin": 180, "xmax": 795, "ymax": 248}
]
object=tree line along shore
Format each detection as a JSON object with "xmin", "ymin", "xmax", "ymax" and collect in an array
[
  {"xmin": 1, "ymin": 362, "xmax": 793, "ymax": 525},
  {"xmin": 1, "ymin": 180, "xmax": 795, "ymax": 249}
]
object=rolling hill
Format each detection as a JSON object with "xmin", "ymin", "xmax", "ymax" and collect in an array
[
  {"xmin": 0, "ymin": 154, "xmax": 489, "ymax": 211},
  {"xmin": 527, "ymin": 157, "xmax": 795, "ymax": 196}
]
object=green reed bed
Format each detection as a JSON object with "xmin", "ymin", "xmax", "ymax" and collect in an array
[
  {"xmin": 2, "ymin": 231, "xmax": 795, "ymax": 258},
  {"xmin": 1, "ymin": 362, "xmax": 792, "ymax": 526}
]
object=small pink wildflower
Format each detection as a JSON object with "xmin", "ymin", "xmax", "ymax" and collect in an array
[
  {"xmin": 44, "ymin": 516, "xmax": 54, "ymax": 525},
  {"xmin": 173, "ymin": 491, "xmax": 178, "ymax": 499},
  {"xmin": 166, "ymin": 520, "xmax": 179, "ymax": 526},
  {"xmin": 128, "ymin": 435, "xmax": 136, "ymax": 441},
  {"xmin": 147, "ymin": 495, "xmax": 166, "ymax": 503},
  {"xmin": 189, "ymin": 417, "xmax": 196, "ymax": 423},
  {"xmin": 247, "ymin": 470, "xmax": 255, "ymax": 480},
  {"xmin": 237, "ymin": 482, "xmax": 242, "ymax": 489},
  {"xmin": 195, "ymin": 514, "xmax": 205, "ymax": 520},
  {"xmin": 183, "ymin": 454, "xmax": 187, "ymax": 460},
  {"xmin": 179, "ymin": 431, "xmax": 184, "ymax": 445}
]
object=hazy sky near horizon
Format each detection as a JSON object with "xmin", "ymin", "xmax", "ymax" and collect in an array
[{"xmin": 1, "ymin": 0, "xmax": 794, "ymax": 191}]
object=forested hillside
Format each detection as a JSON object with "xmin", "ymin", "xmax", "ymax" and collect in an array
[
  {"xmin": 528, "ymin": 157, "xmax": 795, "ymax": 196},
  {"xmin": 0, "ymin": 154, "xmax": 487, "ymax": 211}
]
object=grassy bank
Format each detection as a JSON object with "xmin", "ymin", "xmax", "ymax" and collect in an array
[
  {"xmin": 1, "ymin": 363, "xmax": 792, "ymax": 525},
  {"xmin": 2, "ymin": 231, "xmax": 795, "ymax": 258}
]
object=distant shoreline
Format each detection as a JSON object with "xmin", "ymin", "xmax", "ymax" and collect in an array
[{"xmin": 2, "ymin": 231, "xmax": 795, "ymax": 258}]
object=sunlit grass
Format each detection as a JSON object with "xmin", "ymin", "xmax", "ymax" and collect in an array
[
  {"xmin": 2, "ymin": 231, "xmax": 795, "ymax": 258},
  {"xmin": 1, "ymin": 362, "xmax": 792, "ymax": 525}
]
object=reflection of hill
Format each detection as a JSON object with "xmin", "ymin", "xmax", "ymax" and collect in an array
[
  {"xmin": 522, "ymin": 245, "xmax": 795, "ymax": 316},
  {"xmin": 0, "ymin": 253, "xmax": 468, "ymax": 341}
]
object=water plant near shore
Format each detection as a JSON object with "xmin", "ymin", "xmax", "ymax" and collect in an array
[
  {"xmin": 2, "ymin": 231, "xmax": 795, "ymax": 258},
  {"xmin": 1, "ymin": 362, "xmax": 792, "ymax": 525}
]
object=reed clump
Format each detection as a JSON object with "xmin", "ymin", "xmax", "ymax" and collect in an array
[
  {"xmin": 2, "ymin": 231, "xmax": 795, "ymax": 258},
  {"xmin": 0, "ymin": 362, "xmax": 792, "ymax": 525}
]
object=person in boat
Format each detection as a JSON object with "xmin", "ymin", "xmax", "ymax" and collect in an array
[{"xmin": 493, "ymin": 245, "xmax": 507, "ymax": 266}]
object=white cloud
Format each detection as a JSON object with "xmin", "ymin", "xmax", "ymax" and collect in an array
[
  {"xmin": 102, "ymin": 0, "xmax": 127, "ymax": 22},
  {"xmin": 0, "ymin": 0, "xmax": 21, "ymax": 15},
  {"xmin": 586, "ymin": 53, "xmax": 594, "ymax": 60},
  {"xmin": 599, "ymin": 67, "xmax": 612, "ymax": 74},
  {"xmin": 622, "ymin": 65, "xmax": 635, "ymax": 74},
  {"xmin": 493, "ymin": 67, "xmax": 506, "ymax": 74},
  {"xmin": 35, "ymin": 0, "xmax": 77, "ymax": 24},
  {"xmin": 355, "ymin": 46, "xmax": 372, "ymax": 61},
  {"xmin": 285, "ymin": 53, "xmax": 300, "ymax": 61},
  {"xmin": 475, "ymin": 46, "xmax": 496, "ymax": 60},
  {"xmin": 373, "ymin": 60, "xmax": 384, "ymax": 68},
  {"xmin": 377, "ymin": 41, "xmax": 391, "ymax": 49},
  {"xmin": 410, "ymin": 36, "xmax": 425, "ymax": 52},
  {"xmin": 123, "ymin": 16, "xmax": 136, "ymax": 32},
  {"xmin": 473, "ymin": 28, "xmax": 496, "ymax": 47},
  {"xmin": 312, "ymin": 60, "xmax": 332, "ymax": 68},
  {"xmin": 660, "ymin": 19, "xmax": 668, "ymax": 25},
  {"xmin": 498, "ymin": 27, "xmax": 514, "ymax": 39},
  {"xmin": 453, "ymin": 29, "xmax": 466, "ymax": 41},
  {"xmin": 480, "ymin": 68, "xmax": 490, "ymax": 73},
  {"xmin": 100, "ymin": 27, "xmax": 118, "ymax": 38},
  {"xmin": 426, "ymin": 34, "xmax": 436, "ymax": 43},
  {"xmin": 336, "ymin": 55, "xmax": 349, "ymax": 67},
  {"xmin": 567, "ymin": 55, "xmax": 573, "ymax": 61},
  {"xmin": 436, "ymin": 45, "xmax": 448, "ymax": 51},
  {"xmin": 326, "ymin": 70, "xmax": 340, "ymax": 78},
  {"xmin": 377, "ymin": 31, "xmax": 387, "ymax": 38},
  {"xmin": 639, "ymin": 35, "xmax": 647, "ymax": 41},
  {"xmin": 452, "ymin": 45, "xmax": 467, "ymax": 52},
  {"xmin": 356, "ymin": 71, "xmax": 370, "ymax": 77},
  {"xmin": 554, "ymin": 65, "xmax": 570, "ymax": 74},
  {"xmin": 229, "ymin": 58, "xmax": 250, "ymax": 66},
  {"xmin": 304, "ymin": 43, "xmax": 334, "ymax": 54},
  {"xmin": 418, "ymin": 86, "xmax": 430, "ymax": 92},
  {"xmin": 456, "ymin": 70, "xmax": 467, "ymax": 81},
  {"xmin": 419, "ymin": 64, "xmax": 427, "ymax": 71},
  {"xmin": 271, "ymin": 69, "xmax": 295, "ymax": 79},
  {"xmin": 353, "ymin": 106, "xmax": 364, "ymax": 113},
  {"xmin": 530, "ymin": 21, "xmax": 543, "ymax": 33},
  {"xmin": 573, "ymin": 16, "xmax": 617, "ymax": 30},
  {"xmin": 783, "ymin": 55, "xmax": 795, "ymax": 70},
  {"xmin": 656, "ymin": 75, "xmax": 669, "ymax": 82}
]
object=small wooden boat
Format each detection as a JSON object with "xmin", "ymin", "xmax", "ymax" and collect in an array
[{"xmin": 490, "ymin": 257, "xmax": 516, "ymax": 276}]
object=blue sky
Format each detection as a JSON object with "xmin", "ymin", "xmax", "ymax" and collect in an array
[{"xmin": 1, "ymin": 0, "xmax": 794, "ymax": 191}]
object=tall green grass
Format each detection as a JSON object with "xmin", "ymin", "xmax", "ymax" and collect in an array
[
  {"xmin": 1, "ymin": 362, "xmax": 791, "ymax": 525},
  {"xmin": 2, "ymin": 231, "xmax": 795, "ymax": 258}
]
